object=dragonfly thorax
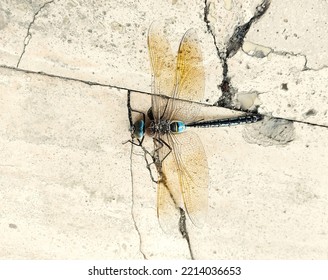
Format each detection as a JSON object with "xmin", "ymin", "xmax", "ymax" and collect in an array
[
  {"xmin": 148, "ymin": 120, "xmax": 186, "ymax": 135},
  {"xmin": 149, "ymin": 120, "xmax": 170, "ymax": 135}
]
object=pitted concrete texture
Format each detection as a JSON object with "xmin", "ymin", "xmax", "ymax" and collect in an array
[{"xmin": 0, "ymin": 0, "xmax": 327, "ymax": 259}]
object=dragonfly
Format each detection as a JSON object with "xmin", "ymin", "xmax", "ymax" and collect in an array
[{"xmin": 128, "ymin": 23, "xmax": 262, "ymax": 231}]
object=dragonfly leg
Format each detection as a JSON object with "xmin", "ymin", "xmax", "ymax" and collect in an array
[
  {"xmin": 125, "ymin": 136, "xmax": 160, "ymax": 183},
  {"xmin": 142, "ymin": 146, "xmax": 160, "ymax": 183},
  {"xmin": 139, "ymin": 137, "xmax": 172, "ymax": 184},
  {"xmin": 154, "ymin": 138, "xmax": 172, "ymax": 163},
  {"xmin": 147, "ymin": 137, "xmax": 172, "ymax": 184},
  {"xmin": 123, "ymin": 137, "xmax": 144, "ymax": 147}
]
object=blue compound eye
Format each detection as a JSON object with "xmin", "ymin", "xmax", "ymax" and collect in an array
[{"xmin": 133, "ymin": 119, "xmax": 145, "ymax": 139}]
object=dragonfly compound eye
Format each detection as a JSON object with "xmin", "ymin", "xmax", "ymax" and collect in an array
[{"xmin": 133, "ymin": 119, "xmax": 145, "ymax": 139}]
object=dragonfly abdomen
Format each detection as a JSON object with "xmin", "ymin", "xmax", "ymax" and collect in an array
[{"xmin": 187, "ymin": 114, "xmax": 263, "ymax": 128}]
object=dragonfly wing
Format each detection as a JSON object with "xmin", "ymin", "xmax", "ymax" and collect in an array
[
  {"xmin": 157, "ymin": 131, "xmax": 208, "ymax": 228},
  {"xmin": 148, "ymin": 22, "xmax": 176, "ymax": 122},
  {"xmin": 157, "ymin": 174, "xmax": 181, "ymax": 233},
  {"xmin": 154, "ymin": 134, "xmax": 182, "ymax": 232},
  {"xmin": 176, "ymin": 29, "xmax": 204, "ymax": 101},
  {"xmin": 166, "ymin": 29, "xmax": 205, "ymax": 123}
]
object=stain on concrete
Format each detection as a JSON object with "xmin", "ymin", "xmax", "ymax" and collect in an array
[{"xmin": 243, "ymin": 117, "xmax": 295, "ymax": 146}]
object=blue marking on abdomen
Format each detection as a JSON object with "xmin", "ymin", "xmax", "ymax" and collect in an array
[{"xmin": 170, "ymin": 121, "xmax": 186, "ymax": 133}]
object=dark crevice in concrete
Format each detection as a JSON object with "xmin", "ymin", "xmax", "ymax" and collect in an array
[
  {"xmin": 204, "ymin": 0, "xmax": 271, "ymax": 108},
  {"xmin": 16, "ymin": 0, "xmax": 54, "ymax": 68},
  {"xmin": 226, "ymin": 0, "xmax": 271, "ymax": 59},
  {"xmin": 179, "ymin": 208, "xmax": 194, "ymax": 260},
  {"xmin": 204, "ymin": 1, "xmax": 224, "ymax": 62},
  {"xmin": 204, "ymin": 0, "xmax": 229, "ymax": 104}
]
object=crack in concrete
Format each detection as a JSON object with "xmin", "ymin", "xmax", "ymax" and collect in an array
[
  {"xmin": 226, "ymin": 0, "xmax": 271, "ymax": 59},
  {"xmin": 0, "ymin": 64, "xmax": 147, "ymax": 94},
  {"xmin": 129, "ymin": 142, "xmax": 147, "ymax": 259},
  {"xmin": 273, "ymin": 50, "xmax": 308, "ymax": 70},
  {"xmin": 16, "ymin": 0, "xmax": 54, "ymax": 68},
  {"xmin": 1, "ymin": 64, "xmax": 327, "ymax": 129},
  {"xmin": 272, "ymin": 116, "xmax": 328, "ymax": 129},
  {"xmin": 126, "ymin": 91, "xmax": 147, "ymax": 259},
  {"xmin": 204, "ymin": 0, "xmax": 228, "ymax": 91},
  {"xmin": 179, "ymin": 208, "xmax": 194, "ymax": 260},
  {"xmin": 204, "ymin": 0, "xmax": 271, "ymax": 107},
  {"xmin": 242, "ymin": 45, "xmax": 328, "ymax": 73},
  {"xmin": 304, "ymin": 64, "xmax": 328, "ymax": 72}
]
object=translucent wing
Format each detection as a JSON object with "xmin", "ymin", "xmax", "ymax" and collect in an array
[
  {"xmin": 149, "ymin": 27, "xmax": 205, "ymax": 123},
  {"xmin": 156, "ymin": 172, "xmax": 181, "ymax": 233},
  {"xmin": 165, "ymin": 29, "xmax": 205, "ymax": 122},
  {"xmin": 156, "ymin": 131, "xmax": 208, "ymax": 229},
  {"xmin": 148, "ymin": 22, "xmax": 176, "ymax": 122},
  {"xmin": 148, "ymin": 25, "xmax": 208, "ymax": 229}
]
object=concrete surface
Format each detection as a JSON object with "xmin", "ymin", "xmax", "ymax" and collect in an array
[{"xmin": 0, "ymin": 0, "xmax": 327, "ymax": 259}]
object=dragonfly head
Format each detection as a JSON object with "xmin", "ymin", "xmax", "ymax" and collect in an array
[{"xmin": 130, "ymin": 119, "xmax": 145, "ymax": 140}]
